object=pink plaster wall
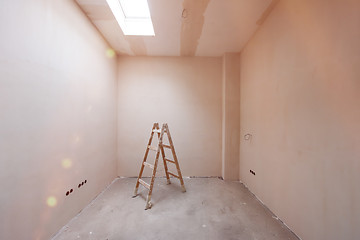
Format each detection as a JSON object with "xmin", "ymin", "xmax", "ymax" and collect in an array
[
  {"xmin": 240, "ymin": 0, "xmax": 360, "ymax": 239},
  {"xmin": 117, "ymin": 56, "xmax": 222, "ymax": 177},
  {"xmin": 0, "ymin": 1, "xmax": 117, "ymax": 239},
  {"xmin": 222, "ymin": 53, "xmax": 240, "ymax": 180}
]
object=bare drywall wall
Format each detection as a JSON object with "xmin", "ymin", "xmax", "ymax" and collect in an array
[
  {"xmin": 0, "ymin": 0, "xmax": 117, "ymax": 239},
  {"xmin": 240, "ymin": 0, "xmax": 360, "ymax": 239},
  {"xmin": 117, "ymin": 56, "xmax": 222, "ymax": 177},
  {"xmin": 222, "ymin": 53, "xmax": 240, "ymax": 180}
]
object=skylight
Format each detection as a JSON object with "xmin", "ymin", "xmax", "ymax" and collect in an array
[{"xmin": 106, "ymin": 0, "xmax": 155, "ymax": 36}]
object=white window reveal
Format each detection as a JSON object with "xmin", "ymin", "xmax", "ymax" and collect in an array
[{"xmin": 106, "ymin": 0, "xmax": 155, "ymax": 36}]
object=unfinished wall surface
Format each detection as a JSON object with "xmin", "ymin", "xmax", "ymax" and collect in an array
[
  {"xmin": 0, "ymin": 0, "xmax": 117, "ymax": 239},
  {"xmin": 222, "ymin": 53, "xmax": 240, "ymax": 180},
  {"xmin": 240, "ymin": 0, "xmax": 360, "ymax": 239},
  {"xmin": 117, "ymin": 57, "xmax": 222, "ymax": 177}
]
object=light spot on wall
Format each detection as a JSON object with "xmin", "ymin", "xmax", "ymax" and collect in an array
[
  {"xmin": 106, "ymin": 48, "xmax": 116, "ymax": 58},
  {"xmin": 46, "ymin": 196, "xmax": 57, "ymax": 207},
  {"xmin": 73, "ymin": 135, "xmax": 81, "ymax": 144},
  {"xmin": 61, "ymin": 158, "xmax": 73, "ymax": 169},
  {"xmin": 87, "ymin": 105, "xmax": 93, "ymax": 112}
]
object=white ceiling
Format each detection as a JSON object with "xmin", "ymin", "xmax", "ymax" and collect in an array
[{"xmin": 75, "ymin": 0, "xmax": 275, "ymax": 56}]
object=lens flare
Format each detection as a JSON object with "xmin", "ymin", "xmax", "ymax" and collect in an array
[
  {"xmin": 106, "ymin": 48, "xmax": 116, "ymax": 58},
  {"xmin": 46, "ymin": 196, "xmax": 57, "ymax": 207},
  {"xmin": 61, "ymin": 158, "xmax": 72, "ymax": 169}
]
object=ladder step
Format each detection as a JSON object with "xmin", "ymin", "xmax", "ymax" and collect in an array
[
  {"xmin": 143, "ymin": 162, "xmax": 154, "ymax": 169},
  {"xmin": 168, "ymin": 172, "xmax": 180, "ymax": 179},
  {"xmin": 152, "ymin": 129, "xmax": 161, "ymax": 133},
  {"xmin": 165, "ymin": 158, "xmax": 175, "ymax": 164},
  {"xmin": 138, "ymin": 179, "xmax": 150, "ymax": 189},
  {"xmin": 162, "ymin": 144, "xmax": 171, "ymax": 149},
  {"xmin": 148, "ymin": 145, "xmax": 158, "ymax": 151}
]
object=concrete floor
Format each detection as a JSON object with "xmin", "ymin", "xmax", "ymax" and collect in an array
[{"xmin": 52, "ymin": 178, "xmax": 299, "ymax": 240}]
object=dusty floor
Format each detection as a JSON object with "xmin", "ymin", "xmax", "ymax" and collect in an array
[{"xmin": 52, "ymin": 178, "xmax": 299, "ymax": 240}]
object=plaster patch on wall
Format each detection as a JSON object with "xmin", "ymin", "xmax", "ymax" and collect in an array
[{"xmin": 180, "ymin": 0, "xmax": 210, "ymax": 56}]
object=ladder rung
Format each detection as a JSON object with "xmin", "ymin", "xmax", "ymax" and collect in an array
[
  {"xmin": 152, "ymin": 129, "xmax": 161, "ymax": 133},
  {"xmin": 162, "ymin": 144, "xmax": 171, "ymax": 149},
  {"xmin": 168, "ymin": 172, "xmax": 180, "ymax": 179},
  {"xmin": 148, "ymin": 145, "xmax": 158, "ymax": 151},
  {"xmin": 143, "ymin": 162, "xmax": 154, "ymax": 169},
  {"xmin": 165, "ymin": 158, "xmax": 175, "ymax": 164},
  {"xmin": 138, "ymin": 179, "xmax": 150, "ymax": 189}
]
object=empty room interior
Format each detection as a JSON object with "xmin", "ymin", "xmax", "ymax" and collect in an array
[{"xmin": 1, "ymin": 0, "xmax": 360, "ymax": 239}]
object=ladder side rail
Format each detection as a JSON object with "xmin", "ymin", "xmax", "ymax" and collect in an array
[
  {"xmin": 159, "ymin": 130, "xmax": 171, "ymax": 184},
  {"xmin": 133, "ymin": 123, "xmax": 159, "ymax": 197},
  {"xmin": 164, "ymin": 124, "xmax": 186, "ymax": 192},
  {"xmin": 145, "ymin": 124, "xmax": 165, "ymax": 209},
  {"xmin": 160, "ymin": 145, "xmax": 171, "ymax": 184}
]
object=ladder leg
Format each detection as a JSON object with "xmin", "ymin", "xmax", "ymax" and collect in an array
[
  {"xmin": 145, "ymin": 195, "xmax": 152, "ymax": 210},
  {"xmin": 164, "ymin": 124, "xmax": 186, "ymax": 192},
  {"xmin": 145, "ymin": 124, "xmax": 165, "ymax": 209},
  {"xmin": 160, "ymin": 145, "xmax": 171, "ymax": 184},
  {"xmin": 145, "ymin": 149, "xmax": 161, "ymax": 208},
  {"xmin": 133, "ymin": 123, "xmax": 158, "ymax": 197},
  {"xmin": 174, "ymin": 159, "xmax": 186, "ymax": 192},
  {"xmin": 133, "ymin": 164, "xmax": 144, "ymax": 197}
]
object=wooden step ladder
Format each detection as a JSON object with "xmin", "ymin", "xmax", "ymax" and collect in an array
[{"xmin": 133, "ymin": 123, "xmax": 186, "ymax": 209}]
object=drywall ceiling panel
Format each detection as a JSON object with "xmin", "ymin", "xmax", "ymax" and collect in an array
[
  {"xmin": 197, "ymin": 0, "xmax": 273, "ymax": 56},
  {"xmin": 75, "ymin": 0, "xmax": 273, "ymax": 56}
]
